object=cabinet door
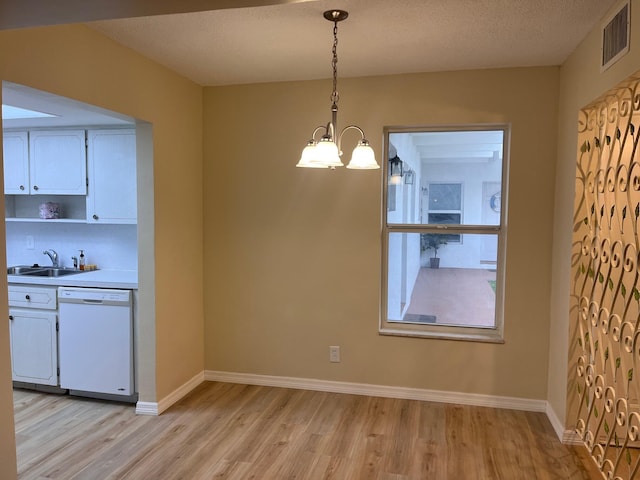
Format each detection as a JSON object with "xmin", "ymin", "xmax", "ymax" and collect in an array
[
  {"xmin": 9, "ymin": 308, "xmax": 58, "ymax": 385},
  {"xmin": 3, "ymin": 131, "xmax": 29, "ymax": 194},
  {"xmin": 29, "ymin": 130, "xmax": 86, "ymax": 195},
  {"xmin": 86, "ymin": 129, "xmax": 137, "ymax": 223}
]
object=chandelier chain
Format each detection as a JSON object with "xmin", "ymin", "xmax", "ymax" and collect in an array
[{"xmin": 331, "ymin": 20, "xmax": 339, "ymax": 105}]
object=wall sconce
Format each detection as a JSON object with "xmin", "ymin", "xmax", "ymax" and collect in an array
[
  {"xmin": 404, "ymin": 170, "xmax": 414, "ymax": 185},
  {"xmin": 389, "ymin": 155, "xmax": 403, "ymax": 185}
]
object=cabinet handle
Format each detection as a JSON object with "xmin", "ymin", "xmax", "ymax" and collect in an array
[
  {"xmin": 19, "ymin": 185, "xmax": 24, "ymax": 191},
  {"xmin": 33, "ymin": 185, "xmax": 39, "ymax": 191},
  {"xmin": 93, "ymin": 214, "xmax": 99, "ymax": 220},
  {"xmin": 25, "ymin": 294, "xmax": 30, "ymax": 301},
  {"xmin": 9, "ymin": 315, "xmax": 13, "ymax": 321}
]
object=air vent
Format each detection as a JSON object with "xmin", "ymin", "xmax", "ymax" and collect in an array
[{"xmin": 601, "ymin": 1, "xmax": 630, "ymax": 71}]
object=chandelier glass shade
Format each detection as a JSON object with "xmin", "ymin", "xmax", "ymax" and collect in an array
[{"xmin": 296, "ymin": 10, "xmax": 379, "ymax": 170}]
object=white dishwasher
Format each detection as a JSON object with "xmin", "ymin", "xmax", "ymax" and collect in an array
[{"xmin": 58, "ymin": 287, "xmax": 134, "ymax": 397}]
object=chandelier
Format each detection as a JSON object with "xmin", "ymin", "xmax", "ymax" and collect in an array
[{"xmin": 296, "ymin": 10, "xmax": 379, "ymax": 170}]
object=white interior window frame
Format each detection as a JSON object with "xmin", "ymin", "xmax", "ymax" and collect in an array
[{"xmin": 380, "ymin": 124, "xmax": 510, "ymax": 343}]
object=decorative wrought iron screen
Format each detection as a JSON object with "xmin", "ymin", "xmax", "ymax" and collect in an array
[{"xmin": 573, "ymin": 73, "xmax": 640, "ymax": 479}]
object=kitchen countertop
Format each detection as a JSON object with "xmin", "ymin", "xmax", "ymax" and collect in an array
[{"xmin": 7, "ymin": 269, "xmax": 138, "ymax": 289}]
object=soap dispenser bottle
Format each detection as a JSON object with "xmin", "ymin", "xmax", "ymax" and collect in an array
[{"xmin": 79, "ymin": 250, "xmax": 85, "ymax": 271}]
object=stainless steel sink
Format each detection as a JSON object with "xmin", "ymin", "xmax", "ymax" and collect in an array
[
  {"xmin": 27, "ymin": 268, "xmax": 81, "ymax": 277},
  {"xmin": 7, "ymin": 266, "xmax": 42, "ymax": 275},
  {"xmin": 7, "ymin": 265, "xmax": 82, "ymax": 277}
]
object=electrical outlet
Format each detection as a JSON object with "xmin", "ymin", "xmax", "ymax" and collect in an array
[
  {"xmin": 26, "ymin": 235, "xmax": 34, "ymax": 250},
  {"xmin": 329, "ymin": 345, "xmax": 341, "ymax": 363}
]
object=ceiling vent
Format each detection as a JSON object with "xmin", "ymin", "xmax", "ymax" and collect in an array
[{"xmin": 601, "ymin": 1, "xmax": 630, "ymax": 71}]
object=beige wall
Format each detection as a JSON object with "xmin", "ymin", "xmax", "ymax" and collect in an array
[
  {"xmin": 548, "ymin": 0, "xmax": 640, "ymax": 428},
  {"xmin": 203, "ymin": 67, "xmax": 559, "ymax": 396},
  {"xmin": 0, "ymin": 25, "xmax": 205, "ymax": 477},
  {"xmin": 0, "ymin": 210, "xmax": 14, "ymax": 480}
]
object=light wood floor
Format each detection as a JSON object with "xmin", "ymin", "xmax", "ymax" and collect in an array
[{"xmin": 14, "ymin": 382, "xmax": 600, "ymax": 479}]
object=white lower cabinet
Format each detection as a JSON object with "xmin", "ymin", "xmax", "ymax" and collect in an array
[
  {"xmin": 8, "ymin": 285, "xmax": 58, "ymax": 386},
  {"xmin": 9, "ymin": 309, "xmax": 58, "ymax": 385}
]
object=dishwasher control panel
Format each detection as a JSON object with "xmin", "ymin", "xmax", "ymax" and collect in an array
[{"xmin": 58, "ymin": 287, "xmax": 131, "ymax": 305}]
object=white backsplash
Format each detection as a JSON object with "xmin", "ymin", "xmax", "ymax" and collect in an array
[{"xmin": 5, "ymin": 222, "xmax": 137, "ymax": 270}]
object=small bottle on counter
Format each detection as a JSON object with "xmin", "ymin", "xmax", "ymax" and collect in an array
[{"xmin": 79, "ymin": 250, "xmax": 85, "ymax": 271}]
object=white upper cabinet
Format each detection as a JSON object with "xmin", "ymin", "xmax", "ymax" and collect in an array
[
  {"xmin": 86, "ymin": 129, "xmax": 137, "ymax": 224},
  {"xmin": 3, "ymin": 131, "xmax": 30, "ymax": 194},
  {"xmin": 29, "ymin": 130, "xmax": 87, "ymax": 195}
]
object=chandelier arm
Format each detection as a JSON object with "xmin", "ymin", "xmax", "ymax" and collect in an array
[
  {"xmin": 336, "ymin": 124, "xmax": 367, "ymax": 152},
  {"xmin": 311, "ymin": 125, "xmax": 328, "ymax": 141},
  {"xmin": 339, "ymin": 124, "xmax": 366, "ymax": 138}
]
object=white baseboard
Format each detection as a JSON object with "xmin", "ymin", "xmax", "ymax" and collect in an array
[
  {"xmin": 562, "ymin": 429, "xmax": 583, "ymax": 445},
  {"xmin": 138, "ymin": 370, "xmax": 574, "ymax": 432},
  {"xmin": 204, "ymin": 370, "xmax": 547, "ymax": 412},
  {"xmin": 545, "ymin": 401, "xmax": 565, "ymax": 440},
  {"xmin": 135, "ymin": 401, "xmax": 159, "ymax": 415},
  {"xmin": 135, "ymin": 371, "xmax": 205, "ymax": 416},
  {"xmin": 545, "ymin": 401, "xmax": 583, "ymax": 445}
]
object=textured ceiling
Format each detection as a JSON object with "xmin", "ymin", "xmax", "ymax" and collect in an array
[{"xmin": 88, "ymin": 0, "xmax": 619, "ymax": 86}]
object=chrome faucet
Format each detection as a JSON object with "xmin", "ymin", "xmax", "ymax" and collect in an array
[{"xmin": 43, "ymin": 249, "xmax": 59, "ymax": 267}]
